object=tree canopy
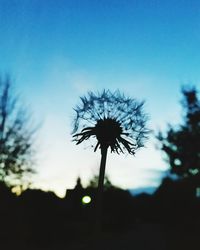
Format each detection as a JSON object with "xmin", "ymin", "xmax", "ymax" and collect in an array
[
  {"xmin": 158, "ymin": 86, "xmax": 200, "ymax": 180},
  {"xmin": 0, "ymin": 76, "xmax": 36, "ymax": 187}
]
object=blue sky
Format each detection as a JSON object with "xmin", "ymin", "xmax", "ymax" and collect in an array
[{"xmin": 0, "ymin": 0, "xmax": 200, "ymax": 196}]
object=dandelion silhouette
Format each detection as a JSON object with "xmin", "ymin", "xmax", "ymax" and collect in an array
[
  {"xmin": 72, "ymin": 89, "xmax": 149, "ymax": 233},
  {"xmin": 73, "ymin": 90, "xmax": 148, "ymax": 153}
]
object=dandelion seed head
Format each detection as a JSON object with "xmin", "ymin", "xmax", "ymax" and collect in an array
[{"xmin": 72, "ymin": 90, "xmax": 149, "ymax": 154}]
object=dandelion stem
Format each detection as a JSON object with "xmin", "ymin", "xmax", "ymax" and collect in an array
[{"xmin": 95, "ymin": 145, "xmax": 108, "ymax": 235}]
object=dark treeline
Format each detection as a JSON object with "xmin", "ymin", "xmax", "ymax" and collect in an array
[{"xmin": 0, "ymin": 177, "xmax": 200, "ymax": 249}]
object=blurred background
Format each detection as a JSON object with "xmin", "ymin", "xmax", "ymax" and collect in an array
[{"xmin": 0, "ymin": 1, "xmax": 200, "ymax": 249}]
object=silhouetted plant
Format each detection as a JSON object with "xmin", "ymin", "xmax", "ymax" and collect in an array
[
  {"xmin": 72, "ymin": 90, "xmax": 149, "ymax": 232},
  {"xmin": 87, "ymin": 174, "xmax": 114, "ymax": 190},
  {"xmin": 0, "ymin": 76, "xmax": 36, "ymax": 188},
  {"xmin": 157, "ymin": 86, "xmax": 200, "ymax": 182}
]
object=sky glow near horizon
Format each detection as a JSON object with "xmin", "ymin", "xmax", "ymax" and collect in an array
[{"xmin": 1, "ymin": 0, "xmax": 200, "ymax": 197}]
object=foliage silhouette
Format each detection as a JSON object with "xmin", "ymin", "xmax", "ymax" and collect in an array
[
  {"xmin": 87, "ymin": 174, "xmax": 114, "ymax": 190},
  {"xmin": 0, "ymin": 76, "xmax": 36, "ymax": 187},
  {"xmin": 72, "ymin": 89, "xmax": 149, "ymax": 232},
  {"xmin": 157, "ymin": 86, "xmax": 200, "ymax": 184},
  {"xmin": 0, "ymin": 178, "xmax": 199, "ymax": 249}
]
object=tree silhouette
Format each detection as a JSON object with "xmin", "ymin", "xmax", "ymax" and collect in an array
[
  {"xmin": 157, "ymin": 86, "xmax": 200, "ymax": 182},
  {"xmin": 0, "ymin": 76, "xmax": 36, "ymax": 187},
  {"xmin": 72, "ymin": 90, "xmax": 149, "ymax": 232},
  {"xmin": 87, "ymin": 174, "xmax": 114, "ymax": 190}
]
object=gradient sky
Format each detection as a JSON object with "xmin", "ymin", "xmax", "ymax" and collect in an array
[{"xmin": 1, "ymin": 0, "xmax": 200, "ymax": 196}]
